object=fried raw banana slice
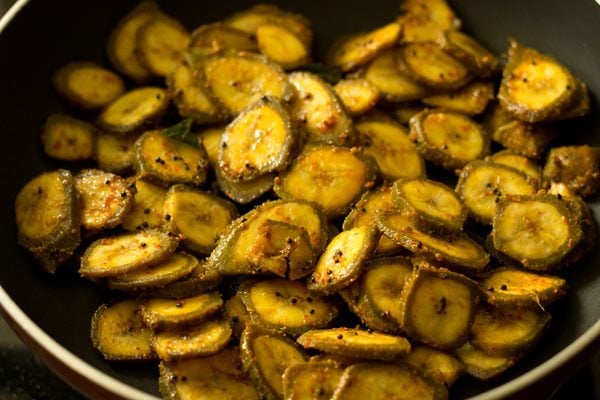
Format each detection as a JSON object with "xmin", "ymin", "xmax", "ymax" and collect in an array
[
  {"xmin": 163, "ymin": 184, "xmax": 237, "ymax": 255},
  {"xmin": 15, "ymin": 170, "xmax": 80, "ymax": 273},
  {"xmin": 334, "ymin": 78, "xmax": 380, "ymax": 117},
  {"xmin": 393, "ymin": 103, "xmax": 425, "ymax": 125},
  {"xmin": 393, "ymin": 178, "xmax": 466, "ymax": 233},
  {"xmin": 274, "ymin": 146, "xmax": 378, "ymax": 218},
  {"xmin": 437, "ymin": 30, "xmax": 500, "ymax": 78},
  {"xmin": 422, "ymin": 82, "xmax": 494, "ymax": 115},
  {"xmin": 121, "ymin": 179, "xmax": 167, "ymax": 231},
  {"xmin": 487, "ymin": 150, "xmax": 542, "ymax": 181},
  {"xmin": 188, "ymin": 22, "xmax": 257, "ymax": 57},
  {"xmin": 338, "ymin": 282, "xmax": 400, "ymax": 333},
  {"xmin": 95, "ymin": 132, "xmax": 138, "ymax": 174},
  {"xmin": 197, "ymin": 125, "xmax": 225, "ymax": 167},
  {"xmin": 42, "ymin": 114, "xmax": 96, "ymax": 162},
  {"xmin": 397, "ymin": 0, "xmax": 461, "ymax": 43},
  {"xmin": 91, "ymin": 300, "xmax": 155, "ymax": 361},
  {"xmin": 98, "ymin": 87, "xmax": 169, "ymax": 134},
  {"xmin": 140, "ymin": 261, "xmax": 221, "ymax": 299},
  {"xmin": 308, "ymin": 226, "xmax": 376, "ymax": 295},
  {"xmin": 216, "ymin": 168, "xmax": 275, "ymax": 205},
  {"xmin": 257, "ymin": 23, "xmax": 310, "ymax": 70},
  {"xmin": 141, "ymin": 291, "xmax": 223, "ymax": 330},
  {"xmin": 356, "ymin": 116, "xmax": 425, "ymax": 180},
  {"xmin": 543, "ymin": 145, "xmax": 600, "ymax": 198},
  {"xmin": 410, "ymin": 109, "xmax": 489, "ymax": 171},
  {"xmin": 239, "ymin": 279, "xmax": 339, "ymax": 336},
  {"xmin": 455, "ymin": 342, "xmax": 515, "ymax": 381},
  {"xmin": 402, "ymin": 345, "xmax": 465, "ymax": 386},
  {"xmin": 456, "ymin": 161, "xmax": 539, "ymax": 224},
  {"xmin": 283, "ymin": 361, "xmax": 344, "ymax": 400},
  {"xmin": 224, "ymin": 293, "xmax": 251, "ymax": 338},
  {"xmin": 79, "ymin": 229, "xmax": 179, "ymax": 278}
]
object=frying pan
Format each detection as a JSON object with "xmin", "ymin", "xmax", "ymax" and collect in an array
[{"xmin": 1, "ymin": 0, "xmax": 599, "ymax": 398}]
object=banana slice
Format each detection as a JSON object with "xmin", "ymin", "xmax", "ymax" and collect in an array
[
  {"xmin": 121, "ymin": 179, "xmax": 167, "ymax": 231},
  {"xmin": 543, "ymin": 145, "xmax": 600, "ymax": 198},
  {"xmin": 256, "ymin": 23, "xmax": 310, "ymax": 70},
  {"xmin": 42, "ymin": 114, "xmax": 96, "ymax": 162},
  {"xmin": 224, "ymin": 293, "xmax": 251, "ymax": 338},
  {"xmin": 402, "ymin": 345, "xmax": 465, "ymax": 386},
  {"xmin": 215, "ymin": 168, "xmax": 275, "ymax": 205},
  {"xmin": 422, "ymin": 82, "xmax": 494, "ymax": 115},
  {"xmin": 334, "ymin": 78, "xmax": 380, "ymax": 117},
  {"xmin": 455, "ymin": 342, "xmax": 515, "ymax": 381},
  {"xmin": 437, "ymin": 30, "xmax": 500, "ymax": 78},
  {"xmin": 141, "ymin": 291, "xmax": 223, "ymax": 330},
  {"xmin": 338, "ymin": 281, "xmax": 400, "ymax": 333},
  {"xmin": 282, "ymin": 361, "xmax": 344, "ymax": 400},
  {"xmin": 137, "ymin": 15, "xmax": 190, "ymax": 77},
  {"xmin": 397, "ymin": 0, "xmax": 461, "ymax": 43},
  {"xmin": 487, "ymin": 150, "xmax": 542, "ymax": 181},
  {"xmin": 197, "ymin": 125, "xmax": 225, "ymax": 167},
  {"xmin": 139, "ymin": 260, "xmax": 221, "ymax": 299},
  {"xmin": 393, "ymin": 103, "xmax": 425, "ymax": 125},
  {"xmin": 95, "ymin": 132, "xmax": 138, "ymax": 174},
  {"xmin": 188, "ymin": 22, "xmax": 257, "ymax": 57}
]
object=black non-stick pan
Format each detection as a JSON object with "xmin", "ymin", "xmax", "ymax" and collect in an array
[{"xmin": 1, "ymin": 0, "xmax": 600, "ymax": 398}]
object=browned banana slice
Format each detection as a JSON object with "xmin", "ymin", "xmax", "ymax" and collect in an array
[
  {"xmin": 455, "ymin": 342, "xmax": 515, "ymax": 381},
  {"xmin": 152, "ymin": 318, "xmax": 232, "ymax": 361},
  {"xmin": 498, "ymin": 40, "xmax": 579, "ymax": 123},
  {"xmin": 121, "ymin": 179, "xmax": 167, "ymax": 231},
  {"xmin": 220, "ymin": 97, "xmax": 295, "ymax": 182},
  {"xmin": 79, "ymin": 229, "xmax": 179, "ymax": 278},
  {"xmin": 422, "ymin": 82, "xmax": 495, "ymax": 115},
  {"xmin": 188, "ymin": 23, "xmax": 257, "ymax": 57},
  {"xmin": 74, "ymin": 169, "xmax": 134, "ymax": 232},
  {"xmin": 257, "ymin": 23, "xmax": 310, "ymax": 69},
  {"xmin": 288, "ymin": 72, "xmax": 355, "ymax": 146},
  {"xmin": 98, "ymin": 87, "xmax": 169, "ymax": 134},
  {"xmin": 137, "ymin": 15, "xmax": 190, "ymax": 77},
  {"xmin": 397, "ymin": 0, "xmax": 461, "ymax": 44},
  {"xmin": 456, "ymin": 161, "xmax": 539, "ymax": 224},
  {"xmin": 488, "ymin": 150, "xmax": 542, "ymax": 181},
  {"xmin": 397, "ymin": 42, "xmax": 471, "ymax": 90},
  {"xmin": 135, "ymin": 130, "xmax": 209, "ymax": 187},
  {"xmin": 543, "ymin": 145, "xmax": 600, "ymax": 198},
  {"xmin": 297, "ymin": 328, "xmax": 410, "ymax": 361},
  {"xmin": 274, "ymin": 146, "xmax": 378, "ymax": 218},
  {"xmin": 163, "ymin": 184, "xmax": 237, "ymax": 255},
  {"xmin": 158, "ymin": 348, "xmax": 260, "ymax": 400},
  {"xmin": 402, "ymin": 345, "xmax": 465, "ymax": 386},
  {"xmin": 471, "ymin": 304, "xmax": 550, "ymax": 357},
  {"xmin": 393, "ymin": 178, "xmax": 466, "ymax": 233},
  {"xmin": 378, "ymin": 212, "xmax": 489, "ymax": 273},
  {"xmin": 334, "ymin": 78, "xmax": 380, "ymax": 116},
  {"xmin": 95, "ymin": 132, "xmax": 138, "ymax": 174},
  {"xmin": 327, "ymin": 22, "xmax": 401, "ymax": 72},
  {"xmin": 141, "ymin": 291, "xmax": 223, "ymax": 330},
  {"xmin": 91, "ymin": 300, "xmax": 155, "ymax": 361},
  {"xmin": 216, "ymin": 168, "xmax": 275, "ymax": 205},
  {"xmin": 106, "ymin": 1, "xmax": 160, "ymax": 82},
  {"xmin": 410, "ymin": 109, "xmax": 489, "ymax": 171},
  {"xmin": 333, "ymin": 362, "xmax": 448, "ymax": 400},
  {"xmin": 308, "ymin": 226, "xmax": 376, "ymax": 296},
  {"xmin": 437, "ymin": 30, "xmax": 500, "ymax": 78},
  {"xmin": 200, "ymin": 52, "xmax": 291, "ymax": 116},
  {"xmin": 140, "ymin": 260, "xmax": 221, "ymax": 299},
  {"xmin": 15, "ymin": 170, "xmax": 80, "ymax": 273},
  {"xmin": 197, "ymin": 126, "xmax": 225, "ymax": 167},
  {"xmin": 42, "ymin": 114, "xmax": 96, "ymax": 162},
  {"xmin": 356, "ymin": 116, "xmax": 425, "ymax": 180},
  {"xmin": 283, "ymin": 361, "xmax": 344, "ymax": 400},
  {"xmin": 241, "ymin": 326, "xmax": 307, "ymax": 400},
  {"xmin": 491, "ymin": 194, "xmax": 583, "ymax": 271},
  {"xmin": 239, "ymin": 279, "xmax": 339, "ymax": 336},
  {"xmin": 224, "ymin": 293, "xmax": 251, "ymax": 338},
  {"xmin": 398, "ymin": 261, "xmax": 480, "ymax": 350},
  {"xmin": 494, "ymin": 123, "xmax": 556, "ymax": 160},
  {"xmin": 363, "ymin": 50, "xmax": 427, "ymax": 103}
]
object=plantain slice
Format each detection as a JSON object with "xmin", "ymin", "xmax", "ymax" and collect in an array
[
  {"xmin": 167, "ymin": 62, "xmax": 226, "ymax": 124},
  {"xmin": 378, "ymin": 212, "xmax": 489, "ymax": 273},
  {"xmin": 91, "ymin": 300, "xmax": 155, "ymax": 361},
  {"xmin": 363, "ymin": 50, "xmax": 427, "ymax": 103},
  {"xmin": 393, "ymin": 103, "xmax": 425, "ymax": 125},
  {"xmin": 327, "ymin": 22, "xmax": 401, "ymax": 72},
  {"xmin": 288, "ymin": 72, "xmax": 355, "ymax": 146},
  {"xmin": 343, "ymin": 184, "xmax": 404, "ymax": 255},
  {"xmin": 332, "ymin": 362, "xmax": 448, "ymax": 400},
  {"xmin": 355, "ymin": 116, "xmax": 425, "ymax": 180},
  {"xmin": 334, "ymin": 78, "xmax": 380, "ymax": 117},
  {"xmin": 308, "ymin": 226, "xmax": 377, "ymax": 296},
  {"xmin": 455, "ymin": 341, "xmax": 515, "ymax": 381},
  {"xmin": 106, "ymin": 252, "xmax": 197, "ymax": 292},
  {"xmin": 241, "ymin": 325, "xmax": 308, "ymax": 400},
  {"xmin": 393, "ymin": 178, "xmax": 466, "ymax": 233},
  {"xmin": 282, "ymin": 361, "xmax": 343, "ymax": 400},
  {"xmin": 79, "ymin": 229, "xmax": 179, "ymax": 278},
  {"xmin": 397, "ymin": 0, "xmax": 461, "ymax": 44},
  {"xmin": 197, "ymin": 125, "xmax": 225, "ymax": 167},
  {"xmin": 152, "ymin": 318, "xmax": 232, "ymax": 361},
  {"xmin": 224, "ymin": 293, "xmax": 251, "ymax": 338},
  {"xmin": 309, "ymin": 353, "xmax": 362, "ymax": 368},
  {"xmin": 256, "ymin": 23, "xmax": 310, "ymax": 70},
  {"xmin": 338, "ymin": 281, "xmax": 400, "ymax": 333},
  {"xmin": 498, "ymin": 39, "xmax": 579, "ymax": 123},
  {"xmin": 488, "ymin": 150, "xmax": 542, "ymax": 181},
  {"xmin": 42, "ymin": 113, "xmax": 96, "ymax": 162},
  {"xmin": 189, "ymin": 23, "xmax": 257, "ymax": 57},
  {"xmin": 543, "ymin": 145, "xmax": 600, "ymax": 198},
  {"xmin": 491, "ymin": 194, "xmax": 583, "ymax": 271},
  {"xmin": 456, "ymin": 161, "xmax": 539, "ymax": 225},
  {"xmin": 106, "ymin": 1, "xmax": 159, "ymax": 82},
  {"xmin": 297, "ymin": 328, "xmax": 411, "ymax": 360},
  {"xmin": 410, "ymin": 109, "xmax": 489, "ymax": 171},
  {"xmin": 220, "ymin": 96, "xmax": 295, "ymax": 182},
  {"xmin": 135, "ymin": 130, "xmax": 209, "ymax": 187},
  {"xmin": 15, "ymin": 170, "xmax": 80, "ymax": 273},
  {"xmin": 136, "ymin": 15, "xmax": 190, "ymax": 77},
  {"xmin": 402, "ymin": 345, "xmax": 465, "ymax": 386},
  {"xmin": 437, "ymin": 30, "xmax": 500, "ymax": 78},
  {"xmin": 216, "ymin": 168, "xmax": 275, "ymax": 205},
  {"xmin": 239, "ymin": 279, "xmax": 339, "ymax": 336},
  {"xmin": 274, "ymin": 145, "xmax": 378, "ymax": 218},
  {"xmin": 141, "ymin": 291, "xmax": 223, "ymax": 330},
  {"xmin": 121, "ymin": 179, "xmax": 167, "ymax": 231},
  {"xmin": 95, "ymin": 132, "xmax": 138, "ymax": 174},
  {"xmin": 163, "ymin": 184, "xmax": 237, "ymax": 255},
  {"xmin": 397, "ymin": 42, "xmax": 471, "ymax": 90},
  {"xmin": 398, "ymin": 260, "xmax": 480, "ymax": 350},
  {"xmin": 471, "ymin": 304, "xmax": 551, "ymax": 357},
  {"xmin": 210, "ymin": 200, "xmax": 328, "ymax": 275},
  {"xmin": 141, "ymin": 260, "xmax": 222, "ymax": 299},
  {"xmin": 158, "ymin": 348, "xmax": 260, "ymax": 400},
  {"xmin": 559, "ymin": 78, "xmax": 591, "ymax": 120},
  {"xmin": 98, "ymin": 87, "xmax": 170, "ymax": 134},
  {"xmin": 422, "ymin": 82, "xmax": 495, "ymax": 115},
  {"xmin": 199, "ymin": 51, "xmax": 291, "ymax": 116}
]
